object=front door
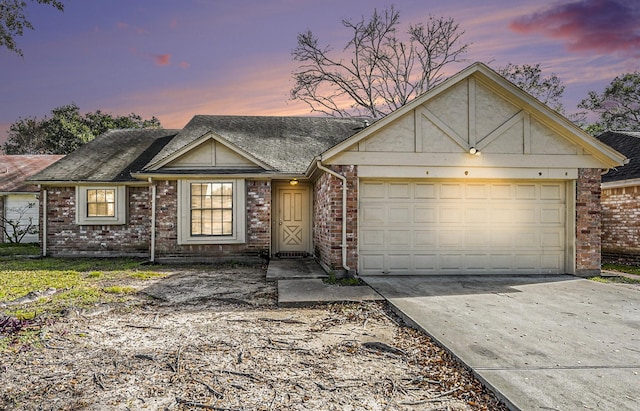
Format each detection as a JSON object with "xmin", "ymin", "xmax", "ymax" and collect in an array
[{"xmin": 275, "ymin": 184, "xmax": 310, "ymax": 254}]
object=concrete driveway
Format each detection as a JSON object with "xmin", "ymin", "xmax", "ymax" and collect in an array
[{"xmin": 363, "ymin": 275, "xmax": 640, "ymax": 411}]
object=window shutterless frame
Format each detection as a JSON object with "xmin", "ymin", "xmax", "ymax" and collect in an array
[
  {"xmin": 76, "ymin": 186, "xmax": 126, "ymax": 225},
  {"xmin": 177, "ymin": 179, "xmax": 246, "ymax": 245}
]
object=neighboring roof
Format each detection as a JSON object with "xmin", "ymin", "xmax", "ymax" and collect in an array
[
  {"xmin": 596, "ymin": 131, "xmax": 640, "ymax": 183},
  {"xmin": 29, "ymin": 129, "xmax": 179, "ymax": 183},
  {"xmin": 146, "ymin": 115, "xmax": 368, "ymax": 174},
  {"xmin": 320, "ymin": 62, "xmax": 627, "ymax": 169},
  {"xmin": 0, "ymin": 155, "xmax": 64, "ymax": 193}
]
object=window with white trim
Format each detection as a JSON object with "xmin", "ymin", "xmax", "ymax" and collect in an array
[
  {"xmin": 76, "ymin": 186, "xmax": 126, "ymax": 225},
  {"xmin": 178, "ymin": 179, "xmax": 246, "ymax": 244}
]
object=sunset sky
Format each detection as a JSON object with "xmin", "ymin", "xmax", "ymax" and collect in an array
[{"xmin": 1, "ymin": 0, "xmax": 638, "ymax": 144}]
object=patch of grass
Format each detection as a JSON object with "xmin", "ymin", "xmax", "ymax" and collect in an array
[
  {"xmin": 0, "ymin": 257, "xmax": 164, "ymax": 317},
  {"xmin": 0, "ymin": 243, "xmax": 40, "ymax": 256},
  {"xmin": 588, "ymin": 276, "xmax": 640, "ymax": 285},
  {"xmin": 602, "ymin": 264, "xmax": 640, "ymax": 276},
  {"xmin": 130, "ymin": 271, "xmax": 168, "ymax": 280},
  {"xmin": 324, "ymin": 271, "xmax": 363, "ymax": 286},
  {"xmin": 102, "ymin": 286, "xmax": 137, "ymax": 294}
]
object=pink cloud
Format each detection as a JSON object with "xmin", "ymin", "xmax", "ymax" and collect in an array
[
  {"xmin": 179, "ymin": 61, "xmax": 190, "ymax": 69},
  {"xmin": 170, "ymin": 18, "xmax": 178, "ymax": 29},
  {"xmin": 154, "ymin": 54, "xmax": 171, "ymax": 66},
  {"xmin": 510, "ymin": 0, "xmax": 640, "ymax": 57}
]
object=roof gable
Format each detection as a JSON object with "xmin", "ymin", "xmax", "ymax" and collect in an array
[
  {"xmin": 147, "ymin": 115, "xmax": 366, "ymax": 174},
  {"xmin": 322, "ymin": 62, "xmax": 625, "ymax": 169},
  {"xmin": 150, "ymin": 133, "xmax": 271, "ymax": 171}
]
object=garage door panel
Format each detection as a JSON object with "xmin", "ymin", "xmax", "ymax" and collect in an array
[
  {"xmin": 388, "ymin": 206, "xmax": 411, "ymax": 223},
  {"xmin": 415, "ymin": 206, "xmax": 436, "ymax": 223},
  {"xmin": 415, "ymin": 183, "xmax": 437, "ymax": 198},
  {"xmin": 388, "ymin": 183, "xmax": 411, "ymax": 198},
  {"xmin": 359, "ymin": 180, "xmax": 567, "ymax": 275},
  {"xmin": 388, "ymin": 230, "xmax": 411, "ymax": 246},
  {"xmin": 415, "ymin": 230, "xmax": 437, "ymax": 246}
]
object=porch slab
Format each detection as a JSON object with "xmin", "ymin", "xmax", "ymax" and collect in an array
[
  {"xmin": 266, "ymin": 258, "xmax": 328, "ymax": 280},
  {"xmin": 277, "ymin": 279, "xmax": 384, "ymax": 307}
]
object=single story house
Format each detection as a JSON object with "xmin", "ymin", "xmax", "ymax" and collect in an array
[
  {"xmin": 0, "ymin": 155, "xmax": 64, "ymax": 243},
  {"xmin": 595, "ymin": 131, "xmax": 640, "ymax": 265},
  {"xmin": 29, "ymin": 63, "xmax": 625, "ymax": 276}
]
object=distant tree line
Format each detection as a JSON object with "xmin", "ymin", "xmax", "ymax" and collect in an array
[{"xmin": 3, "ymin": 103, "xmax": 161, "ymax": 155}]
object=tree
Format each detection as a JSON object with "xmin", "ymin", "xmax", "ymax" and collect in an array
[
  {"xmin": 291, "ymin": 6, "xmax": 469, "ymax": 118},
  {"xmin": 3, "ymin": 103, "xmax": 162, "ymax": 154},
  {"xmin": 0, "ymin": 205, "xmax": 38, "ymax": 243},
  {"xmin": 497, "ymin": 63, "xmax": 565, "ymax": 113},
  {"xmin": 0, "ymin": 0, "xmax": 64, "ymax": 56},
  {"xmin": 578, "ymin": 72, "xmax": 640, "ymax": 135}
]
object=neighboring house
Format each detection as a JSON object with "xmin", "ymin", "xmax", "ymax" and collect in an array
[
  {"xmin": 0, "ymin": 155, "xmax": 64, "ymax": 243},
  {"xmin": 594, "ymin": 131, "xmax": 640, "ymax": 265},
  {"xmin": 29, "ymin": 63, "xmax": 625, "ymax": 276}
]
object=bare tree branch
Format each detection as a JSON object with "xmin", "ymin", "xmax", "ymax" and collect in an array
[{"xmin": 291, "ymin": 6, "xmax": 469, "ymax": 118}]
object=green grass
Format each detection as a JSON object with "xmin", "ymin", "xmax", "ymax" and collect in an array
[
  {"xmin": 0, "ymin": 257, "xmax": 167, "ymax": 319},
  {"xmin": 602, "ymin": 263, "xmax": 640, "ymax": 276},
  {"xmin": 0, "ymin": 243, "xmax": 40, "ymax": 256},
  {"xmin": 589, "ymin": 275, "xmax": 640, "ymax": 284}
]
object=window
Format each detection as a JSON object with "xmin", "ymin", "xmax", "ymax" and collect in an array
[
  {"xmin": 87, "ymin": 189, "xmax": 116, "ymax": 217},
  {"xmin": 191, "ymin": 182, "xmax": 233, "ymax": 236},
  {"xmin": 76, "ymin": 186, "xmax": 126, "ymax": 225},
  {"xmin": 178, "ymin": 179, "xmax": 246, "ymax": 244}
]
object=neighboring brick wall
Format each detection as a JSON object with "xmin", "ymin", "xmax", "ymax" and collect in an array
[
  {"xmin": 44, "ymin": 186, "xmax": 150, "ymax": 256},
  {"xmin": 313, "ymin": 165, "xmax": 357, "ymax": 273},
  {"xmin": 601, "ymin": 184, "xmax": 640, "ymax": 265},
  {"xmin": 575, "ymin": 168, "xmax": 603, "ymax": 275},
  {"xmin": 154, "ymin": 180, "xmax": 271, "ymax": 260}
]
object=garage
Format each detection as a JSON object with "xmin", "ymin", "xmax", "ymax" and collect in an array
[
  {"xmin": 4, "ymin": 194, "xmax": 39, "ymax": 243},
  {"xmin": 359, "ymin": 179, "xmax": 568, "ymax": 275}
]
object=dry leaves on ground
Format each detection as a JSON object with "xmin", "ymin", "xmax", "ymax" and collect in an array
[{"xmin": 0, "ymin": 265, "xmax": 507, "ymax": 411}]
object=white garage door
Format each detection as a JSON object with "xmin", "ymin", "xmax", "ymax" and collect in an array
[
  {"xmin": 4, "ymin": 195, "xmax": 39, "ymax": 243},
  {"xmin": 359, "ymin": 180, "xmax": 567, "ymax": 275}
]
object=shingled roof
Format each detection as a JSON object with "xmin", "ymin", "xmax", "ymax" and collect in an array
[
  {"xmin": 595, "ymin": 131, "xmax": 640, "ymax": 183},
  {"xmin": 29, "ymin": 129, "xmax": 179, "ymax": 183},
  {"xmin": 146, "ymin": 115, "xmax": 368, "ymax": 174},
  {"xmin": 0, "ymin": 155, "xmax": 64, "ymax": 193}
]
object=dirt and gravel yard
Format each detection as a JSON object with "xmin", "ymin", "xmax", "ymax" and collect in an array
[{"xmin": 1, "ymin": 264, "xmax": 507, "ymax": 410}]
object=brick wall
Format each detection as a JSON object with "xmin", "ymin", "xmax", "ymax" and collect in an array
[
  {"xmin": 154, "ymin": 180, "xmax": 271, "ymax": 260},
  {"xmin": 313, "ymin": 165, "xmax": 357, "ymax": 273},
  {"xmin": 43, "ymin": 180, "xmax": 271, "ymax": 260},
  {"xmin": 601, "ymin": 184, "xmax": 640, "ymax": 265},
  {"xmin": 44, "ymin": 186, "xmax": 150, "ymax": 256},
  {"xmin": 575, "ymin": 168, "xmax": 603, "ymax": 275}
]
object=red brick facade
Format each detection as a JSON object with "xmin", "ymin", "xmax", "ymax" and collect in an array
[
  {"xmin": 154, "ymin": 180, "xmax": 271, "ymax": 260},
  {"xmin": 43, "ymin": 186, "xmax": 150, "ymax": 256},
  {"xmin": 41, "ymin": 168, "xmax": 603, "ymax": 275},
  {"xmin": 312, "ymin": 165, "xmax": 358, "ymax": 273},
  {"xmin": 601, "ymin": 184, "xmax": 640, "ymax": 265},
  {"xmin": 42, "ymin": 180, "xmax": 271, "ymax": 260},
  {"xmin": 575, "ymin": 168, "xmax": 603, "ymax": 275}
]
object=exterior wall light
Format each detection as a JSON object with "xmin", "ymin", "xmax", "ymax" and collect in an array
[
  {"xmin": 289, "ymin": 178, "xmax": 299, "ymax": 186},
  {"xmin": 469, "ymin": 147, "xmax": 481, "ymax": 156}
]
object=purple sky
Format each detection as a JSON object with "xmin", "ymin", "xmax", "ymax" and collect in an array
[{"xmin": 1, "ymin": 0, "xmax": 638, "ymax": 145}]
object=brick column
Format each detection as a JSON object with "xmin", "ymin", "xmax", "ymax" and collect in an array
[{"xmin": 575, "ymin": 168, "xmax": 602, "ymax": 276}]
